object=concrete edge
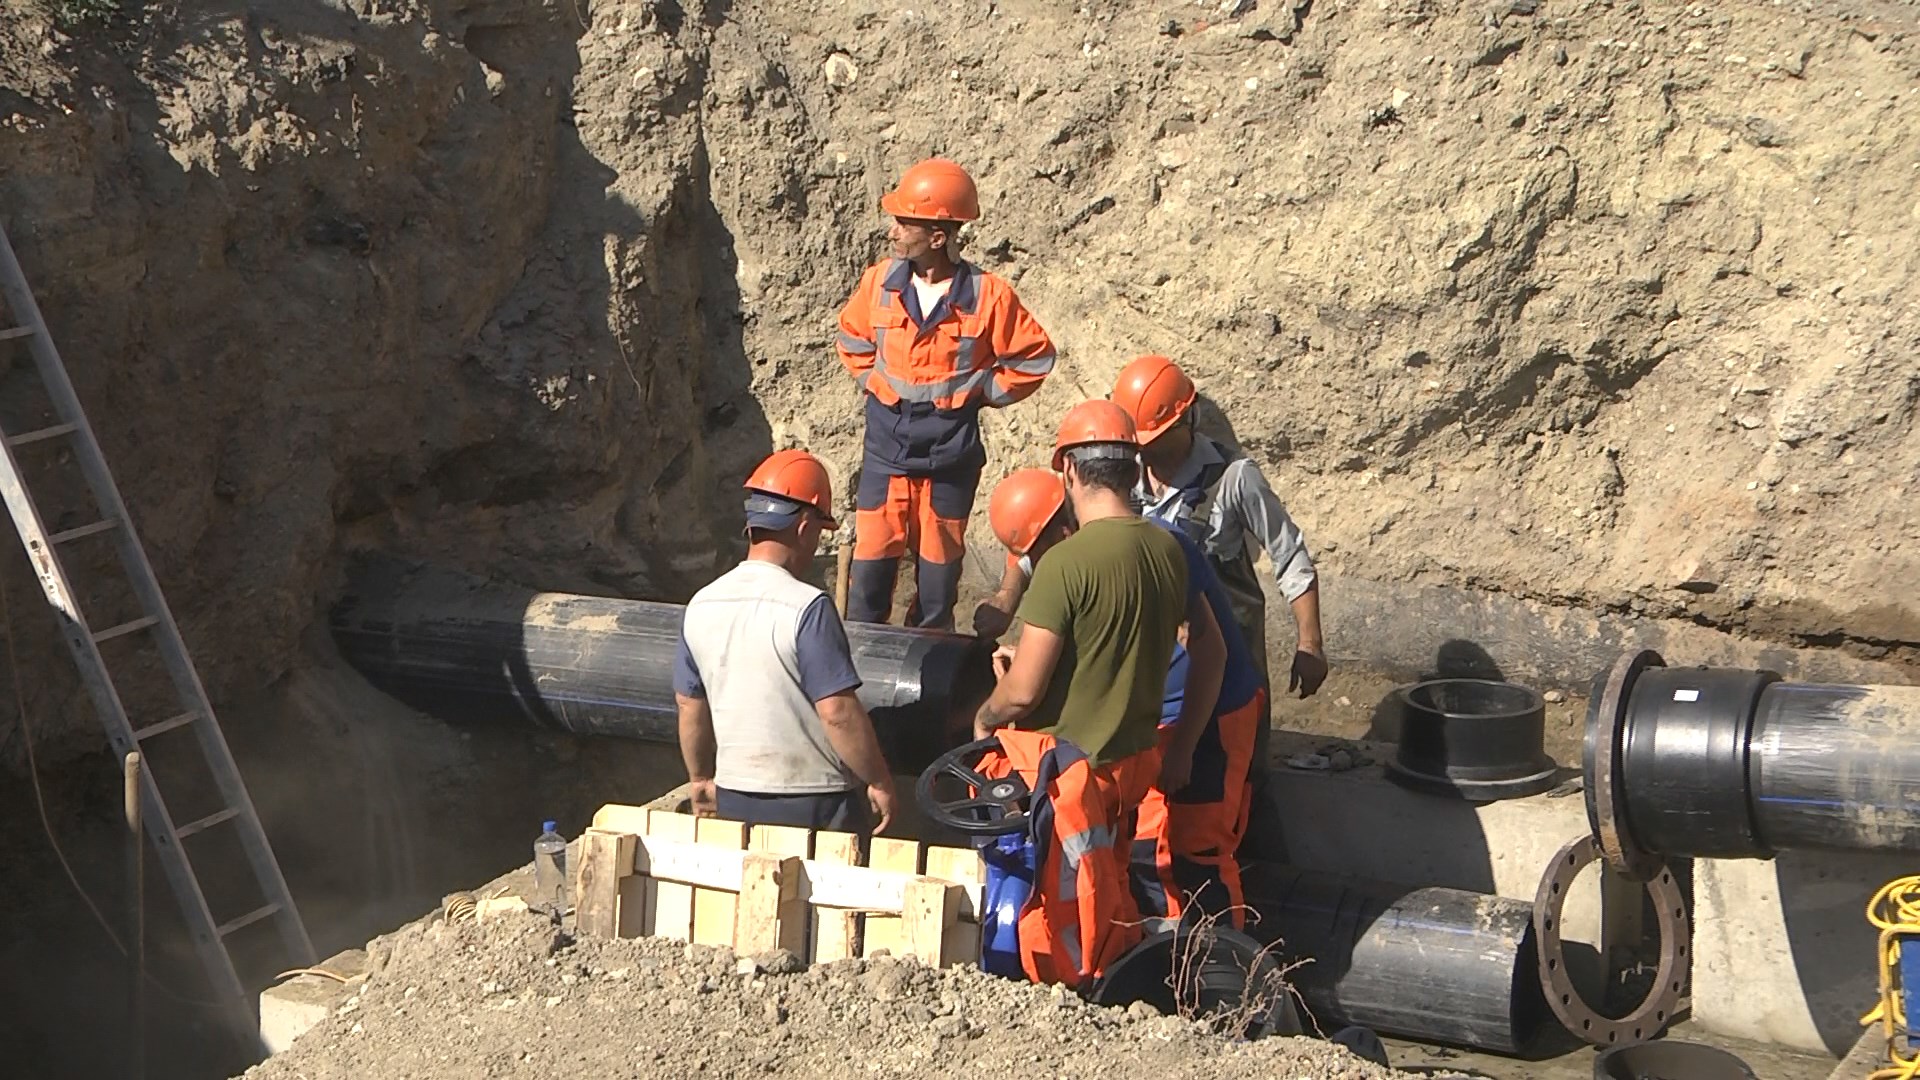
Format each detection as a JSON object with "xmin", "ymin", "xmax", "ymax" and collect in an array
[{"xmin": 258, "ymin": 948, "xmax": 370, "ymax": 1057}]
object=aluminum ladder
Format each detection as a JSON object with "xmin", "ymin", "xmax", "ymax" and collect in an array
[{"xmin": 0, "ymin": 222, "xmax": 315, "ymax": 1027}]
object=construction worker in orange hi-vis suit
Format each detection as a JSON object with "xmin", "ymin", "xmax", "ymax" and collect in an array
[
  {"xmin": 836, "ymin": 157, "xmax": 1056, "ymax": 631},
  {"xmin": 1108, "ymin": 353, "xmax": 1327, "ymax": 864},
  {"xmin": 969, "ymin": 402, "xmax": 1228, "ymax": 988},
  {"xmin": 981, "ymin": 467, "xmax": 1261, "ymax": 928}
]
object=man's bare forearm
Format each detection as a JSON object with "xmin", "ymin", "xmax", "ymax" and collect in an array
[
  {"xmin": 975, "ymin": 692, "xmax": 1030, "ymax": 734},
  {"xmin": 1290, "ymin": 580, "xmax": 1324, "ymax": 653},
  {"xmin": 676, "ymin": 694, "xmax": 716, "ymax": 781},
  {"xmin": 818, "ymin": 695, "xmax": 893, "ymax": 788}
]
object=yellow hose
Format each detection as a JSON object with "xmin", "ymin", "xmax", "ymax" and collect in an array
[{"xmin": 1861, "ymin": 876, "xmax": 1920, "ymax": 1080}]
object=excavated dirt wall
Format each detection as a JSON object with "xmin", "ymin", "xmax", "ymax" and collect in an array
[
  {"xmin": 0, "ymin": 0, "xmax": 1917, "ymax": 1075},
  {"xmin": 3, "ymin": 0, "xmax": 1916, "ymax": 767}
]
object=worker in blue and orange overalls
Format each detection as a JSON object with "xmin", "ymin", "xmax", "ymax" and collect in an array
[
  {"xmin": 969, "ymin": 403, "xmax": 1228, "ymax": 989},
  {"xmin": 979, "ymin": 466, "xmax": 1264, "ymax": 928},
  {"xmin": 1110, "ymin": 354, "xmax": 1328, "ymax": 861},
  {"xmin": 836, "ymin": 158, "xmax": 1056, "ymax": 631}
]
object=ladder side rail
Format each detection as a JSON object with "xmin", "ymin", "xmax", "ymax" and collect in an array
[
  {"xmin": 134, "ymin": 745, "xmax": 258, "ymax": 1029},
  {"xmin": 0, "ymin": 227, "xmax": 315, "ymax": 965},
  {"xmin": 0, "ymin": 437, "xmax": 250, "ymax": 1010}
]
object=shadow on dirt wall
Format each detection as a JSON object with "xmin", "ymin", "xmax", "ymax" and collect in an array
[{"xmin": 0, "ymin": 7, "xmax": 773, "ymax": 1080}]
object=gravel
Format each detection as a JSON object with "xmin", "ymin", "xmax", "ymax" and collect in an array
[{"xmin": 245, "ymin": 914, "xmax": 1423, "ymax": 1079}]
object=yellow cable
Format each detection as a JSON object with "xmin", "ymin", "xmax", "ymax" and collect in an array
[{"xmin": 1864, "ymin": 877, "xmax": 1920, "ymax": 1080}]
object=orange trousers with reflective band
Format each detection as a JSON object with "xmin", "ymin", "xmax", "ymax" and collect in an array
[
  {"xmin": 847, "ymin": 467, "xmax": 978, "ymax": 630},
  {"xmin": 981, "ymin": 729, "xmax": 1161, "ymax": 989},
  {"xmin": 1133, "ymin": 689, "xmax": 1265, "ymax": 928}
]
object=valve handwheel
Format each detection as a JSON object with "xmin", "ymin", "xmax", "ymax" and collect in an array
[{"xmin": 915, "ymin": 736, "xmax": 1032, "ymax": 835}]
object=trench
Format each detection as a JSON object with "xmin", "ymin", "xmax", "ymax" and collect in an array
[{"xmin": 3, "ymin": 0, "xmax": 1917, "ymax": 1077}]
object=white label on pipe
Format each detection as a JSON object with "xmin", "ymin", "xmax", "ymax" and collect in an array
[{"xmin": 1674, "ymin": 688, "xmax": 1701, "ymax": 702}]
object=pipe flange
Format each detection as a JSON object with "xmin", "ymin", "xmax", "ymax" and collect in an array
[
  {"xmin": 1584, "ymin": 649, "xmax": 1665, "ymax": 881},
  {"xmin": 1532, "ymin": 833, "xmax": 1689, "ymax": 1049}
]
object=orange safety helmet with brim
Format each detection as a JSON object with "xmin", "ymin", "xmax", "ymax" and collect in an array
[
  {"xmin": 988, "ymin": 468, "xmax": 1069, "ymax": 557},
  {"xmin": 880, "ymin": 158, "xmax": 981, "ymax": 223},
  {"xmin": 743, "ymin": 448, "xmax": 839, "ymax": 531},
  {"xmin": 1051, "ymin": 399, "xmax": 1140, "ymax": 472},
  {"xmin": 1110, "ymin": 354, "xmax": 1197, "ymax": 445}
]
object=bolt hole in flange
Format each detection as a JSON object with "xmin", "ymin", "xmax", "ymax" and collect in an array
[{"xmin": 1533, "ymin": 833, "xmax": 1689, "ymax": 1049}]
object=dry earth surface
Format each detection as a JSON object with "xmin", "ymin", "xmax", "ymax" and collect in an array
[
  {"xmin": 3, "ymin": 0, "xmax": 1918, "ymax": 765},
  {"xmin": 2, "ymin": 0, "xmax": 1919, "ymax": 1076},
  {"xmin": 244, "ymin": 914, "xmax": 1417, "ymax": 1080}
]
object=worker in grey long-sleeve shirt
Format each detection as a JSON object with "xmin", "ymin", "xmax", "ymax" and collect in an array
[
  {"xmin": 969, "ymin": 356, "xmax": 1326, "ymax": 865},
  {"xmin": 974, "ymin": 355, "xmax": 1326, "ymax": 699},
  {"xmin": 1133, "ymin": 430, "xmax": 1325, "ymax": 697}
]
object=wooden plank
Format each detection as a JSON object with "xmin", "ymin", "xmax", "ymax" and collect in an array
[
  {"xmin": 692, "ymin": 818, "xmax": 748, "ymax": 946},
  {"xmin": 923, "ymin": 846, "xmax": 985, "ymax": 888},
  {"xmin": 900, "ymin": 879, "xmax": 963, "ymax": 967},
  {"xmin": 734, "ymin": 853, "xmax": 805, "ymax": 956},
  {"xmin": 923, "ymin": 846, "xmax": 985, "ymax": 968},
  {"xmin": 591, "ymin": 802, "xmax": 671, "ymax": 939},
  {"xmin": 590, "ymin": 804, "xmax": 653, "ymax": 834},
  {"xmin": 748, "ymin": 826, "xmax": 814, "ymax": 959},
  {"xmin": 574, "ymin": 829, "xmax": 635, "ymax": 938},
  {"xmin": 861, "ymin": 838, "xmax": 922, "ymax": 958},
  {"xmin": 749, "ymin": 825, "xmax": 814, "ymax": 859},
  {"xmin": 629, "ymin": 835, "xmax": 981, "ymax": 919},
  {"xmin": 616, "ymin": 874, "xmax": 649, "ymax": 938},
  {"xmin": 811, "ymin": 831, "xmax": 862, "ymax": 963},
  {"xmin": 645, "ymin": 810, "xmax": 700, "ymax": 942}
]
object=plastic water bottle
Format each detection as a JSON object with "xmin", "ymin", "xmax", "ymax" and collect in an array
[{"xmin": 533, "ymin": 820, "xmax": 568, "ymax": 915}]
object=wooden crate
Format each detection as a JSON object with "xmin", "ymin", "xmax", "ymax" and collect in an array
[{"xmin": 575, "ymin": 802, "xmax": 988, "ymax": 969}]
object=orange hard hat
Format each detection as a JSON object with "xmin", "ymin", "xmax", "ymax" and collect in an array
[
  {"xmin": 1111, "ymin": 354, "xmax": 1197, "ymax": 445},
  {"xmin": 880, "ymin": 158, "xmax": 981, "ymax": 223},
  {"xmin": 1051, "ymin": 399, "xmax": 1140, "ymax": 471},
  {"xmin": 743, "ymin": 449, "xmax": 838, "ymax": 530},
  {"xmin": 988, "ymin": 468, "xmax": 1068, "ymax": 557}
]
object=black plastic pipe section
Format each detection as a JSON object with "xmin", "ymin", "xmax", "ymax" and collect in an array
[
  {"xmin": 1598, "ymin": 662, "xmax": 1920, "ymax": 859},
  {"xmin": 1385, "ymin": 678, "xmax": 1556, "ymax": 801},
  {"xmin": 1749, "ymin": 681, "xmax": 1920, "ymax": 853},
  {"xmin": 329, "ymin": 557, "xmax": 993, "ymax": 774},
  {"xmin": 1242, "ymin": 863, "xmax": 1548, "ymax": 1054}
]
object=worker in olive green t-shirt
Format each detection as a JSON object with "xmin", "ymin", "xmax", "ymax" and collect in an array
[
  {"xmin": 973, "ymin": 400, "xmax": 1228, "ymax": 793},
  {"xmin": 971, "ymin": 399, "xmax": 1230, "ymax": 981}
]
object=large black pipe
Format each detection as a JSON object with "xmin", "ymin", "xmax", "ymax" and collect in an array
[
  {"xmin": 1589, "ymin": 653, "xmax": 1920, "ymax": 863},
  {"xmin": 1749, "ymin": 681, "xmax": 1920, "ymax": 853},
  {"xmin": 329, "ymin": 557, "xmax": 992, "ymax": 774},
  {"xmin": 336, "ymin": 558, "xmax": 1556, "ymax": 1052},
  {"xmin": 1242, "ymin": 863, "xmax": 1548, "ymax": 1055}
]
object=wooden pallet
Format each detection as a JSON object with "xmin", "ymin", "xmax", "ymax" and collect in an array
[{"xmin": 575, "ymin": 801, "xmax": 987, "ymax": 968}]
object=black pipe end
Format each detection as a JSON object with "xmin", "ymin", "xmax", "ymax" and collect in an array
[
  {"xmin": 1619, "ymin": 666, "xmax": 1780, "ymax": 860},
  {"xmin": 1386, "ymin": 678, "xmax": 1557, "ymax": 801}
]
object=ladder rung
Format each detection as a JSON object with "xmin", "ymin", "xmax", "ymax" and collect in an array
[
  {"xmin": 134, "ymin": 710, "xmax": 199, "ymax": 740},
  {"xmin": 175, "ymin": 807, "xmax": 240, "ymax": 839},
  {"xmin": 0, "ymin": 325, "xmax": 34, "ymax": 341},
  {"xmin": 216, "ymin": 902, "xmax": 281, "ymax": 938},
  {"xmin": 49, "ymin": 519, "xmax": 118, "ymax": 544},
  {"xmin": 8, "ymin": 422, "xmax": 76, "ymax": 447},
  {"xmin": 91, "ymin": 616, "xmax": 158, "ymax": 643}
]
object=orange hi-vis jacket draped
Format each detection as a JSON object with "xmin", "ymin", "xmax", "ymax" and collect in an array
[
  {"xmin": 980, "ymin": 728, "xmax": 1160, "ymax": 989},
  {"xmin": 837, "ymin": 258, "xmax": 1055, "ymax": 474}
]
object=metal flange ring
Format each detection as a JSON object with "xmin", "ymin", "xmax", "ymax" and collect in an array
[
  {"xmin": 1583, "ymin": 649, "xmax": 1665, "ymax": 881},
  {"xmin": 1533, "ymin": 833, "xmax": 1689, "ymax": 1049}
]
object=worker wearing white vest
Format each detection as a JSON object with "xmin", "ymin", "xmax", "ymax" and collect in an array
[{"xmin": 674, "ymin": 449, "xmax": 898, "ymax": 836}]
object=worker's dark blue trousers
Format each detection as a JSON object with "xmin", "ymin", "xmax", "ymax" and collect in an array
[
  {"xmin": 848, "ymin": 465, "xmax": 980, "ymax": 631},
  {"xmin": 715, "ymin": 787, "xmax": 874, "ymax": 837}
]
